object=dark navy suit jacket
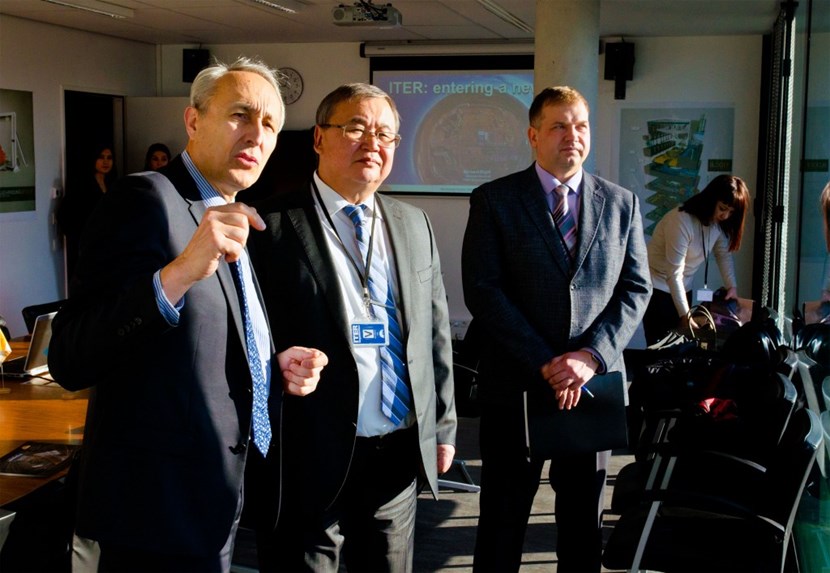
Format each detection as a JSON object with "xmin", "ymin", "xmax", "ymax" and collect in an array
[{"xmin": 49, "ymin": 156, "xmax": 270, "ymax": 556}]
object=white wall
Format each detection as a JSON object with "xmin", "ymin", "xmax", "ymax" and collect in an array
[
  {"xmin": 149, "ymin": 36, "xmax": 763, "ymax": 340},
  {"xmin": 0, "ymin": 15, "xmax": 157, "ymax": 336},
  {"xmin": 597, "ymin": 35, "xmax": 762, "ymax": 300},
  {"xmin": 158, "ymin": 43, "xmax": 369, "ymax": 131},
  {"xmin": 1, "ymin": 23, "xmax": 763, "ymax": 341}
]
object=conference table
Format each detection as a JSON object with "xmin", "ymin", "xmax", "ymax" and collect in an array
[{"xmin": 0, "ymin": 340, "xmax": 88, "ymax": 508}]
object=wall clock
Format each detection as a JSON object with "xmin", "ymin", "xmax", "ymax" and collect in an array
[{"xmin": 278, "ymin": 67, "xmax": 303, "ymax": 105}]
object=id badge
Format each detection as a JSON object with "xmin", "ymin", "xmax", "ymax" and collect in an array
[
  {"xmin": 351, "ymin": 316, "xmax": 388, "ymax": 346},
  {"xmin": 695, "ymin": 288, "xmax": 714, "ymax": 303}
]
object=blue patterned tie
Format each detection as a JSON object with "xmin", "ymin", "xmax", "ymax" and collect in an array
[
  {"xmin": 343, "ymin": 204, "xmax": 412, "ymax": 425},
  {"xmin": 231, "ymin": 260, "xmax": 272, "ymax": 455},
  {"xmin": 552, "ymin": 184, "xmax": 577, "ymax": 260}
]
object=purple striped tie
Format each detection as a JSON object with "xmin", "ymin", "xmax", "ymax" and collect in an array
[{"xmin": 552, "ymin": 184, "xmax": 577, "ymax": 260}]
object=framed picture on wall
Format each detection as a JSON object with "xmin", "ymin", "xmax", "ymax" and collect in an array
[
  {"xmin": 615, "ymin": 104, "xmax": 735, "ymax": 237},
  {"xmin": 0, "ymin": 89, "xmax": 35, "ymax": 214}
]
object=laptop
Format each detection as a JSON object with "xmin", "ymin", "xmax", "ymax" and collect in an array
[{"xmin": 1, "ymin": 312, "xmax": 56, "ymax": 379}]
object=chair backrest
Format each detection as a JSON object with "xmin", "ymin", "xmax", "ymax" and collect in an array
[
  {"xmin": 721, "ymin": 317, "xmax": 782, "ymax": 365},
  {"xmin": 734, "ymin": 370, "xmax": 798, "ymax": 452},
  {"xmin": 775, "ymin": 346, "xmax": 799, "ymax": 381},
  {"xmin": 452, "ymin": 319, "xmax": 482, "ymax": 418},
  {"xmin": 794, "ymin": 350, "xmax": 826, "ymax": 413},
  {"xmin": 794, "ymin": 323, "xmax": 830, "ymax": 387},
  {"xmin": 21, "ymin": 300, "xmax": 66, "ymax": 334},
  {"xmin": 669, "ymin": 366, "xmax": 798, "ymax": 463}
]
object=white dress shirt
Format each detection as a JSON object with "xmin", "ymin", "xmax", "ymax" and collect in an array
[{"xmin": 312, "ymin": 173, "xmax": 412, "ymax": 437}]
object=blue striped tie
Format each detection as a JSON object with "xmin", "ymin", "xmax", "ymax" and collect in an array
[
  {"xmin": 343, "ymin": 204, "xmax": 412, "ymax": 425},
  {"xmin": 553, "ymin": 184, "xmax": 577, "ymax": 260},
  {"xmin": 231, "ymin": 260, "xmax": 272, "ymax": 455}
]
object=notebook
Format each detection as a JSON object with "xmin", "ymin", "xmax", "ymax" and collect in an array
[{"xmin": 1, "ymin": 312, "xmax": 56, "ymax": 379}]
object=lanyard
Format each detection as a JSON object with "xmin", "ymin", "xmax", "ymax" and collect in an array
[
  {"xmin": 700, "ymin": 222, "xmax": 710, "ymax": 288},
  {"xmin": 312, "ymin": 181, "xmax": 383, "ymax": 317}
]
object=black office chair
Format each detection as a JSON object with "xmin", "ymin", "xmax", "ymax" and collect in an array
[
  {"xmin": 21, "ymin": 300, "xmax": 66, "ymax": 334},
  {"xmin": 603, "ymin": 407, "xmax": 823, "ymax": 573},
  {"xmin": 437, "ymin": 320, "xmax": 482, "ymax": 493},
  {"xmin": 611, "ymin": 366, "xmax": 798, "ymax": 515}
]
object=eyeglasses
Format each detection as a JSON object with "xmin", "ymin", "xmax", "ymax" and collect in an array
[{"xmin": 319, "ymin": 123, "xmax": 402, "ymax": 148}]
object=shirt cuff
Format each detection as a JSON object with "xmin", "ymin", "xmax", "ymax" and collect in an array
[
  {"xmin": 153, "ymin": 270, "xmax": 183, "ymax": 326},
  {"xmin": 582, "ymin": 347, "xmax": 605, "ymax": 373}
]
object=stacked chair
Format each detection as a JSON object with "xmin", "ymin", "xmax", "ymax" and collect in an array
[
  {"xmin": 604, "ymin": 309, "xmax": 824, "ymax": 572},
  {"xmin": 788, "ymin": 317, "xmax": 830, "ymax": 571}
]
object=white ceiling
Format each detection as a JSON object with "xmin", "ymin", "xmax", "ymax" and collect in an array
[{"xmin": 0, "ymin": 0, "xmax": 782, "ymax": 45}]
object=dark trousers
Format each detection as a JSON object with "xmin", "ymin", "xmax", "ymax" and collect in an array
[
  {"xmin": 257, "ymin": 427, "xmax": 419, "ymax": 573},
  {"xmin": 92, "ymin": 485, "xmax": 242, "ymax": 573},
  {"xmin": 642, "ymin": 288, "xmax": 691, "ymax": 346},
  {"xmin": 473, "ymin": 399, "xmax": 608, "ymax": 573}
]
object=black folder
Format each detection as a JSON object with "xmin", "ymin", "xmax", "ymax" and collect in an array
[{"xmin": 523, "ymin": 371, "xmax": 628, "ymax": 459}]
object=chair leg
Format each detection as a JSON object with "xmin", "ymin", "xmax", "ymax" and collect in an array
[
  {"xmin": 437, "ymin": 459, "xmax": 481, "ymax": 493},
  {"xmin": 630, "ymin": 456, "xmax": 677, "ymax": 572}
]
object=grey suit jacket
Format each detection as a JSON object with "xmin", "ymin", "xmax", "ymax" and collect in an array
[
  {"xmin": 247, "ymin": 184, "xmax": 457, "ymax": 526},
  {"xmin": 49, "ymin": 157, "xmax": 265, "ymax": 556},
  {"xmin": 461, "ymin": 164, "xmax": 652, "ymax": 403}
]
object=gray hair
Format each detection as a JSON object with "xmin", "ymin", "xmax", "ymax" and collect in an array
[
  {"xmin": 190, "ymin": 56, "xmax": 285, "ymax": 131},
  {"xmin": 315, "ymin": 83, "xmax": 400, "ymax": 131}
]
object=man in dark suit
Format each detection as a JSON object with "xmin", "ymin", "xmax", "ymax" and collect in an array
[
  {"xmin": 247, "ymin": 83, "xmax": 457, "ymax": 573},
  {"xmin": 48, "ymin": 57, "xmax": 326, "ymax": 572},
  {"xmin": 462, "ymin": 86, "xmax": 652, "ymax": 572}
]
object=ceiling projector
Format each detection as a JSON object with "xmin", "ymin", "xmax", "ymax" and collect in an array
[{"xmin": 332, "ymin": 2, "xmax": 403, "ymax": 26}]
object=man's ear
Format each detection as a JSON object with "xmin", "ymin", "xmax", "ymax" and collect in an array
[
  {"xmin": 312, "ymin": 125, "xmax": 324, "ymax": 154},
  {"xmin": 527, "ymin": 125, "xmax": 538, "ymax": 149},
  {"xmin": 184, "ymin": 107, "xmax": 199, "ymax": 139}
]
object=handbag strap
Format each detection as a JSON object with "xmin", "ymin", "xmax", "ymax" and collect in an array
[{"xmin": 686, "ymin": 305, "xmax": 718, "ymax": 348}]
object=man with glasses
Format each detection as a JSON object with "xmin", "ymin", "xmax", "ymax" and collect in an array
[{"xmin": 246, "ymin": 83, "xmax": 457, "ymax": 573}]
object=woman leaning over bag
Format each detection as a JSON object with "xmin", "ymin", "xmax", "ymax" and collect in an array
[{"xmin": 643, "ymin": 174, "xmax": 751, "ymax": 346}]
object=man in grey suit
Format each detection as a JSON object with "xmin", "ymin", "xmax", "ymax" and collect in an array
[
  {"xmin": 462, "ymin": 86, "xmax": 652, "ymax": 572},
  {"xmin": 247, "ymin": 83, "xmax": 457, "ymax": 573},
  {"xmin": 48, "ymin": 57, "xmax": 326, "ymax": 571}
]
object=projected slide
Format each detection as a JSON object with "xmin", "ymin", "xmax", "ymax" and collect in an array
[{"xmin": 373, "ymin": 69, "xmax": 534, "ymax": 194}]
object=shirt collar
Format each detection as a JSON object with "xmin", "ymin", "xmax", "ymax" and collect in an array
[
  {"xmin": 535, "ymin": 162, "xmax": 584, "ymax": 197},
  {"xmin": 181, "ymin": 150, "xmax": 226, "ymax": 208},
  {"xmin": 313, "ymin": 171, "xmax": 379, "ymax": 219}
]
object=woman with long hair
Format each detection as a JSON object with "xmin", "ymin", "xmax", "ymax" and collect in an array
[
  {"xmin": 57, "ymin": 144, "xmax": 116, "ymax": 279},
  {"xmin": 643, "ymin": 174, "xmax": 751, "ymax": 345}
]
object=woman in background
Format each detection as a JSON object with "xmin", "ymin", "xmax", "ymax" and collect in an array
[
  {"xmin": 643, "ymin": 174, "xmax": 750, "ymax": 345},
  {"xmin": 820, "ymin": 181, "xmax": 830, "ymax": 301},
  {"xmin": 143, "ymin": 142, "xmax": 171, "ymax": 171},
  {"xmin": 58, "ymin": 144, "xmax": 116, "ymax": 280}
]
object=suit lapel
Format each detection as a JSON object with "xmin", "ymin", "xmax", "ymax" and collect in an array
[
  {"xmin": 518, "ymin": 167, "xmax": 573, "ymax": 276},
  {"xmin": 574, "ymin": 174, "xmax": 606, "ymax": 272},
  {"xmin": 166, "ymin": 159, "xmax": 248, "ymax": 353},
  {"xmin": 287, "ymin": 190, "xmax": 353, "ymax": 342},
  {"xmin": 377, "ymin": 195, "xmax": 411, "ymax": 335}
]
